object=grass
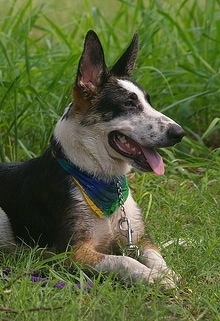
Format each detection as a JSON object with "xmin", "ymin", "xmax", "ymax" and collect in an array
[{"xmin": 0, "ymin": 0, "xmax": 220, "ymax": 320}]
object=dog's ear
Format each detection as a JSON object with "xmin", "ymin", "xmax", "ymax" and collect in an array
[
  {"xmin": 110, "ymin": 32, "xmax": 139, "ymax": 77},
  {"xmin": 75, "ymin": 30, "xmax": 108, "ymax": 99}
]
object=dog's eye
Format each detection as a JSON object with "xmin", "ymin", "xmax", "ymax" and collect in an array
[
  {"xmin": 129, "ymin": 93, "xmax": 138, "ymax": 101},
  {"xmin": 125, "ymin": 92, "xmax": 138, "ymax": 107}
]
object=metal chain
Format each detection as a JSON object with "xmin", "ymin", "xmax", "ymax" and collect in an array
[
  {"xmin": 116, "ymin": 181, "xmax": 126, "ymax": 217},
  {"xmin": 116, "ymin": 180, "xmax": 140, "ymax": 259}
]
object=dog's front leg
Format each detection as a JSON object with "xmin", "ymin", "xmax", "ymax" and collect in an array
[
  {"xmin": 138, "ymin": 240, "xmax": 178, "ymax": 288},
  {"xmin": 72, "ymin": 241, "xmax": 166, "ymax": 285}
]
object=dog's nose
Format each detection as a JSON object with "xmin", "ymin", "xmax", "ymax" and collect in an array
[{"xmin": 167, "ymin": 124, "xmax": 185, "ymax": 143}]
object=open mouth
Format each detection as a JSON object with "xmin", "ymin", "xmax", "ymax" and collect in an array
[{"xmin": 108, "ymin": 131, "xmax": 164, "ymax": 175}]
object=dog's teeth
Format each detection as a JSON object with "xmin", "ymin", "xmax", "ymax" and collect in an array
[{"xmin": 118, "ymin": 135, "xmax": 127, "ymax": 144}]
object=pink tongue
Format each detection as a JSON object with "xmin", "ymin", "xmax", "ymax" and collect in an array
[{"xmin": 142, "ymin": 147, "xmax": 164, "ymax": 175}]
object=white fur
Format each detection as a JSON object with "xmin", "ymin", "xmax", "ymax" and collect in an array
[
  {"xmin": 140, "ymin": 249, "xmax": 168, "ymax": 270},
  {"xmin": 90, "ymin": 194, "xmax": 177, "ymax": 288},
  {"xmin": 117, "ymin": 79, "xmax": 175, "ymax": 123},
  {"xmin": 116, "ymin": 79, "xmax": 179, "ymax": 147},
  {"xmin": 95, "ymin": 254, "xmax": 157, "ymax": 284},
  {"xmin": 111, "ymin": 192, "xmax": 144, "ymax": 243},
  {"xmin": 0, "ymin": 207, "xmax": 15, "ymax": 251},
  {"xmin": 54, "ymin": 112, "xmax": 131, "ymax": 180},
  {"xmin": 117, "ymin": 79, "xmax": 157, "ymax": 115},
  {"xmin": 94, "ymin": 254, "xmax": 176, "ymax": 288}
]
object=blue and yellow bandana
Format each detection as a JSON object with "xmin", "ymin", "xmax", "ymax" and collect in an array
[{"xmin": 57, "ymin": 158, "xmax": 129, "ymax": 218}]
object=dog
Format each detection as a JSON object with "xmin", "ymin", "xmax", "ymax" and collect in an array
[{"xmin": 0, "ymin": 30, "xmax": 184, "ymax": 288}]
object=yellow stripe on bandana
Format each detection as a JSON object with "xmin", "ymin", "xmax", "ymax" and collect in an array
[{"xmin": 72, "ymin": 177, "xmax": 103, "ymax": 217}]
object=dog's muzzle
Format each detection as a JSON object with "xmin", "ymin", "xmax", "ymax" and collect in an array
[{"xmin": 108, "ymin": 125, "xmax": 185, "ymax": 176}]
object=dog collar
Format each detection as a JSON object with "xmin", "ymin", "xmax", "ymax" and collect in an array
[{"xmin": 56, "ymin": 158, "xmax": 129, "ymax": 218}]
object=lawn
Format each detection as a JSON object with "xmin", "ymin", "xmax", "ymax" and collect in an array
[{"xmin": 0, "ymin": 0, "xmax": 219, "ymax": 320}]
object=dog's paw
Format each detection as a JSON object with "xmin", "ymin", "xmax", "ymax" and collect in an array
[{"xmin": 150, "ymin": 268, "xmax": 179, "ymax": 289}]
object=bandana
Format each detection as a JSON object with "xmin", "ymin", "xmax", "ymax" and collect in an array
[{"xmin": 57, "ymin": 158, "xmax": 129, "ymax": 218}]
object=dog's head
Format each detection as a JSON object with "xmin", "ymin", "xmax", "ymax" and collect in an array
[{"xmin": 55, "ymin": 30, "xmax": 184, "ymax": 178}]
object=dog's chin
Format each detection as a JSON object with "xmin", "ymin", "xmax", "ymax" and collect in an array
[{"xmin": 108, "ymin": 131, "xmax": 165, "ymax": 176}]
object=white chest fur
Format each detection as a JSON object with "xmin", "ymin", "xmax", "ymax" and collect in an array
[{"xmin": 92, "ymin": 192, "xmax": 145, "ymax": 253}]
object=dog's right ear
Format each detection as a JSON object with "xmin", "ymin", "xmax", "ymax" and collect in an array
[{"xmin": 74, "ymin": 30, "xmax": 108, "ymax": 101}]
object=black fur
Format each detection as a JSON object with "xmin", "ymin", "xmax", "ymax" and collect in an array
[
  {"xmin": 0, "ymin": 149, "xmax": 76, "ymax": 249},
  {"xmin": 81, "ymin": 80, "xmax": 144, "ymax": 125}
]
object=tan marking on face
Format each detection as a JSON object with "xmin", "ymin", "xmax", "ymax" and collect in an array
[{"xmin": 72, "ymin": 86, "xmax": 91, "ymax": 115}]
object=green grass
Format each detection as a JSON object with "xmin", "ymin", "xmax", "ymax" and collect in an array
[{"xmin": 0, "ymin": 0, "xmax": 220, "ymax": 320}]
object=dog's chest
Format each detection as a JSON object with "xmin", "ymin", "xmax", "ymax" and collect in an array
[
  {"xmin": 113, "ymin": 194, "xmax": 144, "ymax": 238},
  {"xmin": 91, "ymin": 193, "xmax": 145, "ymax": 252}
]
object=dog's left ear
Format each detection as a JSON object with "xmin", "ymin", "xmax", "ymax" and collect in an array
[
  {"xmin": 75, "ymin": 30, "xmax": 108, "ymax": 100},
  {"xmin": 110, "ymin": 32, "xmax": 139, "ymax": 77}
]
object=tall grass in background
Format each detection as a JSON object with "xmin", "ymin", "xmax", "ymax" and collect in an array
[{"xmin": 0, "ymin": 0, "xmax": 219, "ymax": 170}]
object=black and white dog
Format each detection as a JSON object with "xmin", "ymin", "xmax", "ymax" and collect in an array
[{"xmin": 0, "ymin": 30, "xmax": 184, "ymax": 288}]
